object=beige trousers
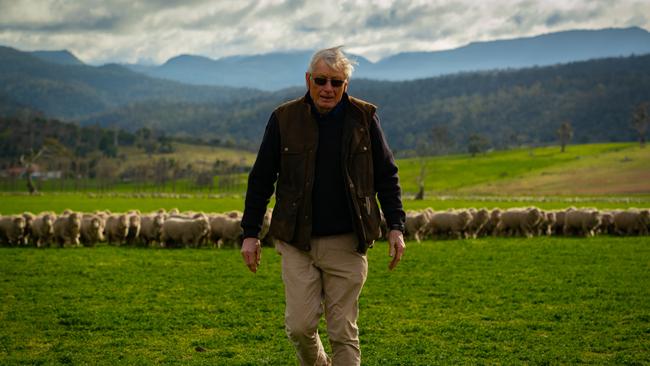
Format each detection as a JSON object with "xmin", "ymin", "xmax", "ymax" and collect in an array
[{"xmin": 276, "ymin": 233, "xmax": 368, "ymax": 366}]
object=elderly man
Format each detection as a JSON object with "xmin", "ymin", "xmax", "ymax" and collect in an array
[{"xmin": 241, "ymin": 46, "xmax": 406, "ymax": 366}]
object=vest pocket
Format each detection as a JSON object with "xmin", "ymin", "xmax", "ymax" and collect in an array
[
  {"xmin": 279, "ymin": 150, "xmax": 306, "ymax": 195},
  {"xmin": 356, "ymin": 191, "xmax": 382, "ymax": 242}
]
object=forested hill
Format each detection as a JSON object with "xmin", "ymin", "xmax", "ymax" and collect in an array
[
  {"xmin": 0, "ymin": 46, "xmax": 265, "ymax": 119},
  {"xmin": 82, "ymin": 54, "xmax": 650, "ymax": 153},
  {"xmin": 349, "ymin": 54, "xmax": 650, "ymax": 152}
]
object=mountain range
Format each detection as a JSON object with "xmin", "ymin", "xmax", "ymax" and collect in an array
[
  {"xmin": 26, "ymin": 27, "xmax": 650, "ymax": 91},
  {"xmin": 1, "ymin": 27, "xmax": 650, "ymax": 154},
  {"xmin": 126, "ymin": 27, "xmax": 650, "ymax": 90}
]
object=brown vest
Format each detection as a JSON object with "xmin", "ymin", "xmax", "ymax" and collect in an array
[{"xmin": 269, "ymin": 95, "xmax": 382, "ymax": 253}]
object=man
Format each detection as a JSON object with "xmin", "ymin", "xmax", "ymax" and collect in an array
[{"xmin": 241, "ymin": 46, "xmax": 406, "ymax": 366}]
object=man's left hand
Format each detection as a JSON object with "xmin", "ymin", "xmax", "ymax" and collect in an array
[{"xmin": 387, "ymin": 229, "xmax": 405, "ymax": 270}]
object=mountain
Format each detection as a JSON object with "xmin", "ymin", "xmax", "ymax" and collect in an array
[
  {"xmin": 365, "ymin": 27, "xmax": 650, "ymax": 81},
  {"xmin": 0, "ymin": 46, "xmax": 265, "ymax": 119},
  {"xmin": 81, "ymin": 54, "xmax": 650, "ymax": 152},
  {"xmin": 125, "ymin": 27, "xmax": 650, "ymax": 90},
  {"xmin": 126, "ymin": 51, "xmax": 374, "ymax": 91},
  {"xmin": 30, "ymin": 50, "xmax": 85, "ymax": 66}
]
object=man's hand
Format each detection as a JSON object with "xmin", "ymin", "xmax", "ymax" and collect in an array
[
  {"xmin": 241, "ymin": 237, "xmax": 262, "ymax": 273},
  {"xmin": 387, "ymin": 229, "xmax": 405, "ymax": 270}
]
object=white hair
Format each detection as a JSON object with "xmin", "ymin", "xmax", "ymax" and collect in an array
[{"xmin": 307, "ymin": 46, "xmax": 356, "ymax": 80}]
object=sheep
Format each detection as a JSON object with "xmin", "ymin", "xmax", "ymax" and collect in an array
[
  {"xmin": 465, "ymin": 208, "xmax": 490, "ymax": 239},
  {"xmin": 0, "ymin": 215, "xmax": 27, "ymax": 246},
  {"xmin": 536, "ymin": 211, "xmax": 557, "ymax": 236},
  {"xmin": 105, "ymin": 214, "xmax": 129, "ymax": 245},
  {"xmin": 161, "ymin": 216, "xmax": 210, "ymax": 248},
  {"xmin": 225, "ymin": 210, "xmax": 243, "ymax": 219},
  {"xmin": 139, "ymin": 214, "xmax": 165, "ymax": 247},
  {"xmin": 427, "ymin": 210, "xmax": 472, "ymax": 239},
  {"xmin": 405, "ymin": 210, "xmax": 430, "ymax": 242},
  {"xmin": 208, "ymin": 213, "xmax": 242, "ymax": 248},
  {"xmin": 80, "ymin": 215, "xmax": 105, "ymax": 246},
  {"xmin": 552, "ymin": 208, "xmax": 576, "ymax": 235},
  {"xmin": 496, "ymin": 207, "xmax": 543, "ymax": 238},
  {"xmin": 125, "ymin": 212, "xmax": 142, "ymax": 246},
  {"xmin": 259, "ymin": 208, "xmax": 274, "ymax": 246},
  {"xmin": 31, "ymin": 212, "xmax": 56, "ymax": 247},
  {"xmin": 476, "ymin": 209, "xmax": 501, "ymax": 237},
  {"xmin": 21, "ymin": 212, "xmax": 36, "ymax": 246},
  {"xmin": 53, "ymin": 212, "xmax": 82, "ymax": 247},
  {"xmin": 613, "ymin": 209, "xmax": 650, "ymax": 236},
  {"xmin": 564, "ymin": 209, "xmax": 602, "ymax": 237},
  {"xmin": 597, "ymin": 210, "xmax": 616, "ymax": 235}
]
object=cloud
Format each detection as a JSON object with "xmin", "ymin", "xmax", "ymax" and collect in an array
[{"xmin": 0, "ymin": 0, "xmax": 648, "ymax": 64}]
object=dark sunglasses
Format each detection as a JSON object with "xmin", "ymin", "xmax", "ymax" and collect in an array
[{"xmin": 311, "ymin": 76, "xmax": 345, "ymax": 88}]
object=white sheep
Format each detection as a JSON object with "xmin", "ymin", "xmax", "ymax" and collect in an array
[
  {"xmin": 31, "ymin": 212, "xmax": 57, "ymax": 247},
  {"xmin": 496, "ymin": 207, "xmax": 543, "ymax": 238},
  {"xmin": 208, "ymin": 213, "xmax": 242, "ymax": 248},
  {"xmin": 161, "ymin": 216, "xmax": 210, "ymax": 248},
  {"xmin": 0, "ymin": 215, "xmax": 26, "ymax": 246},
  {"xmin": 465, "ymin": 208, "xmax": 490, "ymax": 239},
  {"xmin": 564, "ymin": 209, "xmax": 601, "ymax": 237},
  {"xmin": 139, "ymin": 213, "xmax": 165, "ymax": 246},
  {"xmin": 80, "ymin": 215, "xmax": 105, "ymax": 246},
  {"xmin": 613, "ymin": 209, "xmax": 650, "ymax": 236},
  {"xmin": 105, "ymin": 214, "xmax": 129, "ymax": 245},
  {"xmin": 53, "ymin": 212, "xmax": 82, "ymax": 247},
  {"xmin": 427, "ymin": 210, "xmax": 472, "ymax": 239}
]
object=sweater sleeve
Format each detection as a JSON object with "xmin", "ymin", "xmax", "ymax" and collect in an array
[
  {"xmin": 369, "ymin": 113, "xmax": 406, "ymax": 231},
  {"xmin": 241, "ymin": 113, "xmax": 280, "ymax": 239}
]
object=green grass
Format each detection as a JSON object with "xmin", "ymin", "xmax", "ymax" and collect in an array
[
  {"xmin": 1, "ymin": 237, "xmax": 649, "ymax": 364},
  {"xmin": 397, "ymin": 142, "xmax": 647, "ymax": 194},
  {"xmin": 1, "ymin": 192, "xmax": 648, "ymax": 216},
  {"xmin": 4, "ymin": 142, "xmax": 648, "ymax": 196}
]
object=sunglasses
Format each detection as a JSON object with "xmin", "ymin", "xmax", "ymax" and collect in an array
[{"xmin": 311, "ymin": 76, "xmax": 346, "ymax": 88}]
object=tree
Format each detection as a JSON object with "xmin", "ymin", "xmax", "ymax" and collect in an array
[
  {"xmin": 467, "ymin": 133, "xmax": 490, "ymax": 157},
  {"xmin": 632, "ymin": 102, "xmax": 649, "ymax": 148},
  {"xmin": 557, "ymin": 121, "xmax": 573, "ymax": 153},
  {"xmin": 19, "ymin": 147, "xmax": 46, "ymax": 195},
  {"xmin": 431, "ymin": 124, "xmax": 451, "ymax": 155}
]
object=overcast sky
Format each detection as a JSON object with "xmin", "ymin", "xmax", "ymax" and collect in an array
[{"xmin": 0, "ymin": 0, "xmax": 648, "ymax": 65}]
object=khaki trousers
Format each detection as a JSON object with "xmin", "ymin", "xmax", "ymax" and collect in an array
[{"xmin": 276, "ymin": 233, "xmax": 368, "ymax": 366}]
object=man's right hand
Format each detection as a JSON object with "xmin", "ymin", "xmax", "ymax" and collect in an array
[{"xmin": 241, "ymin": 237, "xmax": 262, "ymax": 273}]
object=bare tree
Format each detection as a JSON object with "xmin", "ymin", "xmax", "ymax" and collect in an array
[
  {"xmin": 557, "ymin": 121, "xmax": 573, "ymax": 153},
  {"xmin": 19, "ymin": 147, "xmax": 46, "ymax": 195},
  {"xmin": 632, "ymin": 102, "xmax": 649, "ymax": 148}
]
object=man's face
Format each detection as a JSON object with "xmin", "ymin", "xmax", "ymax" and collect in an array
[{"xmin": 305, "ymin": 60, "xmax": 348, "ymax": 114}]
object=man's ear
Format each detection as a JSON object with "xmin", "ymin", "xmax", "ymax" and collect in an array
[{"xmin": 305, "ymin": 72, "xmax": 311, "ymax": 90}]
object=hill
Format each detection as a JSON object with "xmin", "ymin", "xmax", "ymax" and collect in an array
[
  {"xmin": 0, "ymin": 46, "xmax": 265, "ymax": 119},
  {"xmin": 397, "ymin": 143, "xmax": 650, "ymax": 196},
  {"xmin": 29, "ymin": 50, "xmax": 85, "ymax": 66},
  {"xmin": 124, "ymin": 27, "xmax": 650, "ymax": 90},
  {"xmin": 80, "ymin": 54, "xmax": 650, "ymax": 151}
]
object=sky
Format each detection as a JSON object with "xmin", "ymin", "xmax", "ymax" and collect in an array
[{"xmin": 0, "ymin": 0, "xmax": 648, "ymax": 65}]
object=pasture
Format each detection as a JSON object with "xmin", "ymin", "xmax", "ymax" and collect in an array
[{"xmin": 1, "ymin": 237, "xmax": 649, "ymax": 364}]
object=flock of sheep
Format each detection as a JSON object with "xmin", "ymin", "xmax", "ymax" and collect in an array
[
  {"xmin": 0, "ymin": 206, "xmax": 648, "ymax": 248},
  {"xmin": 403, "ymin": 207, "xmax": 650, "ymax": 242},
  {"xmin": 0, "ymin": 209, "xmax": 271, "ymax": 248}
]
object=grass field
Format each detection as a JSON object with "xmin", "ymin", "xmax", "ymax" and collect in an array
[
  {"xmin": 1, "ymin": 237, "xmax": 649, "ymax": 364},
  {"xmin": 3, "ymin": 142, "xmax": 649, "ymax": 197},
  {"xmin": 397, "ymin": 142, "xmax": 650, "ymax": 195},
  {"xmin": 1, "ymin": 192, "xmax": 649, "ymax": 216}
]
